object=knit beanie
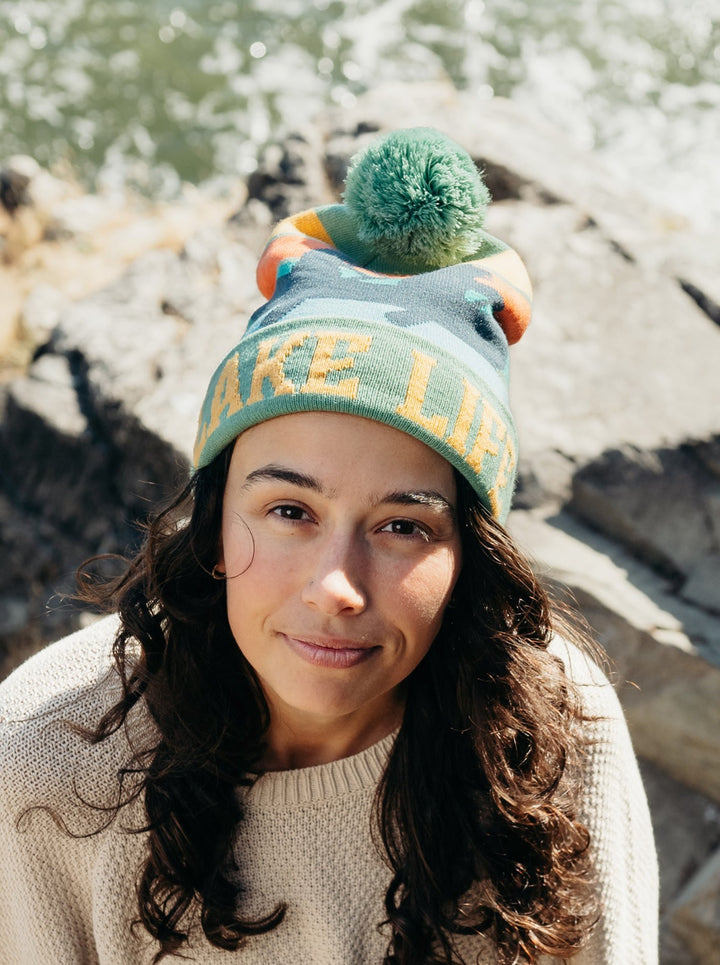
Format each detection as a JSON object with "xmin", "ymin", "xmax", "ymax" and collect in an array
[{"xmin": 193, "ymin": 127, "xmax": 532, "ymax": 522}]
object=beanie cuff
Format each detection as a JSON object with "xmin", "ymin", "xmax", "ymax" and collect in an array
[{"xmin": 194, "ymin": 317, "xmax": 518, "ymax": 522}]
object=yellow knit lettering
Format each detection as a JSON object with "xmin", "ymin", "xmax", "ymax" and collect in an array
[
  {"xmin": 248, "ymin": 333, "xmax": 310, "ymax": 404},
  {"xmin": 466, "ymin": 401, "xmax": 506, "ymax": 473},
  {"xmin": 207, "ymin": 353, "xmax": 243, "ymax": 435},
  {"xmin": 301, "ymin": 333, "xmax": 372, "ymax": 398},
  {"xmin": 396, "ymin": 350, "xmax": 449, "ymax": 439},
  {"xmin": 487, "ymin": 436, "xmax": 516, "ymax": 517},
  {"xmin": 445, "ymin": 379, "xmax": 482, "ymax": 456},
  {"xmin": 193, "ymin": 353, "xmax": 242, "ymax": 463}
]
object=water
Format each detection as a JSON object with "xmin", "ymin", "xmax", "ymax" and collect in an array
[{"xmin": 1, "ymin": 0, "xmax": 718, "ymax": 227}]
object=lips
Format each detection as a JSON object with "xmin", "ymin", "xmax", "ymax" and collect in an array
[
  {"xmin": 281, "ymin": 633, "xmax": 379, "ymax": 669},
  {"xmin": 292, "ymin": 634, "xmax": 373, "ymax": 650}
]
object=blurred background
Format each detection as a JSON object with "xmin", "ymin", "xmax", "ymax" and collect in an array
[
  {"xmin": 1, "ymin": 0, "xmax": 718, "ymax": 225},
  {"xmin": 1, "ymin": 3, "xmax": 720, "ymax": 962}
]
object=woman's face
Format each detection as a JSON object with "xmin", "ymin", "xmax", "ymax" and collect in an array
[{"xmin": 218, "ymin": 412, "xmax": 462, "ymax": 747}]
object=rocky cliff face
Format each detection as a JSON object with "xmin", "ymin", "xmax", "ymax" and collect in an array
[{"xmin": 1, "ymin": 82, "xmax": 718, "ymax": 962}]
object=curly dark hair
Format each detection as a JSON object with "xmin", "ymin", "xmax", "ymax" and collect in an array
[{"xmin": 77, "ymin": 447, "xmax": 598, "ymax": 964}]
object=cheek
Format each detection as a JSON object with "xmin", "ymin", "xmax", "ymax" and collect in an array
[
  {"xmin": 393, "ymin": 549, "xmax": 461, "ymax": 640},
  {"xmin": 220, "ymin": 510, "xmax": 257, "ymax": 577},
  {"xmin": 222, "ymin": 534, "xmax": 298, "ymax": 644}
]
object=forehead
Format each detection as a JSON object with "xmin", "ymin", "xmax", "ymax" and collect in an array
[{"xmin": 227, "ymin": 412, "xmax": 458, "ymax": 495}]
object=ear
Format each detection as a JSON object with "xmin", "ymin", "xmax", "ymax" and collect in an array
[{"xmin": 212, "ymin": 534, "xmax": 226, "ymax": 580}]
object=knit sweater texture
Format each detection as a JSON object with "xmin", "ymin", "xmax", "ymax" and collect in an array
[{"xmin": 0, "ymin": 616, "xmax": 658, "ymax": 965}]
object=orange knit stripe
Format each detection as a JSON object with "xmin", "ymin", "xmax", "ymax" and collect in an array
[
  {"xmin": 483, "ymin": 272, "xmax": 532, "ymax": 344},
  {"xmin": 256, "ymin": 234, "xmax": 334, "ymax": 299}
]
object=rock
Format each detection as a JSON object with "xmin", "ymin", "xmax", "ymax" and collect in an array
[
  {"xmin": 0, "ymin": 156, "xmax": 40, "ymax": 213},
  {"xmin": 661, "ymin": 930, "xmax": 704, "ymax": 965},
  {"xmin": 19, "ymin": 283, "xmax": 69, "ymax": 348},
  {"xmin": 627, "ymin": 670, "xmax": 720, "ymax": 804},
  {"xmin": 638, "ymin": 759, "xmax": 720, "ymax": 915},
  {"xmin": 38, "ymin": 249, "xmax": 204, "ymax": 512},
  {"xmin": 1, "ymin": 159, "xmax": 246, "ymax": 386},
  {"xmin": 324, "ymin": 127, "xmax": 382, "ymax": 193},
  {"xmin": 0, "ymin": 156, "xmax": 75, "ymax": 216},
  {"xmin": 0, "ymin": 486, "xmax": 97, "ymax": 678},
  {"xmin": 682, "ymin": 554, "xmax": 720, "ymax": 613},
  {"xmin": 242, "ymin": 128, "xmax": 336, "ymax": 221},
  {"xmin": 0, "ymin": 156, "xmax": 79, "ymax": 261},
  {"xmin": 697, "ymin": 438, "xmax": 720, "ymax": 478},
  {"xmin": 0, "ymin": 353, "xmax": 110, "ymax": 537},
  {"xmin": 0, "ymin": 595, "xmax": 29, "ymax": 635},
  {"xmin": 665, "ymin": 847, "xmax": 720, "ymax": 963},
  {"xmin": 43, "ymin": 193, "xmax": 123, "ymax": 241},
  {"xmin": 160, "ymin": 224, "xmax": 261, "ymax": 327},
  {"xmin": 508, "ymin": 509, "xmax": 720, "ymax": 801},
  {"xmin": 488, "ymin": 200, "xmax": 720, "ymax": 510},
  {"xmin": 569, "ymin": 445, "xmax": 720, "ymax": 579}
]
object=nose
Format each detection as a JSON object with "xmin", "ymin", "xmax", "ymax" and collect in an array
[{"xmin": 301, "ymin": 533, "xmax": 367, "ymax": 616}]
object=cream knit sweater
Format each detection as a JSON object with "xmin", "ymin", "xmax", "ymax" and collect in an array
[{"xmin": 0, "ymin": 617, "xmax": 658, "ymax": 965}]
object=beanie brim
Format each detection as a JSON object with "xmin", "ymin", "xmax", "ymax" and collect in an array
[{"xmin": 194, "ymin": 315, "xmax": 518, "ymax": 522}]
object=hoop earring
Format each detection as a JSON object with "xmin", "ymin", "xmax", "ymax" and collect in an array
[{"xmin": 211, "ymin": 565, "xmax": 226, "ymax": 580}]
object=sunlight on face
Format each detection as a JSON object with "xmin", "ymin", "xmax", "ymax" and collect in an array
[{"xmin": 218, "ymin": 412, "xmax": 462, "ymax": 765}]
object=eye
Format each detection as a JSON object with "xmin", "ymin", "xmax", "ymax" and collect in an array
[
  {"xmin": 380, "ymin": 519, "xmax": 431, "ymax": 540},
  {"xmin": 271, "ymin": 504, "xmax": 311, "ymax": 522}
]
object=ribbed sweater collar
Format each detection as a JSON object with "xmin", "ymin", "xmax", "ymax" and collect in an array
[{"xmin": 245, "ymin": 731, "xmax": 396, "ymax": 807}]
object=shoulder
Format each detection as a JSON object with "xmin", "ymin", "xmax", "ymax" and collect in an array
[
  {"xmin": 0, "ymin": 614, "xmax": 121, "ymax": 724},
  {"xmin": 548, "ymin": 634, "xmax": 625, "ymax": 722},
  {"xmin": 547, "ymin": 634, "xmax": 650, "ymax": 822},
  {"xmin": 549, "ymin": 634, "xmax": 658, "ymax": 869},
  {"xmin": 550, "ymin": 636, "xmax": 659, "ymax": 960},
  {"xmin": 0, "ymin": 616, "xmax": 147, "ymax": 821}
]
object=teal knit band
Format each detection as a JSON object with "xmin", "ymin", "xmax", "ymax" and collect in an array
[{"xmin": 194, "ymin": 315, "xmax": 517, "ymax": 521}]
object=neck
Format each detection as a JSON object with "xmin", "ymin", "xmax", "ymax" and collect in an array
[{"xmin": 260, "ymin": 693, "xmax": 404, "ymax": 771}]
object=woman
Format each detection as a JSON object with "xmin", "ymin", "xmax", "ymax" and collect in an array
[{"xmin": 0, "ymin": 128, "xmax": 658, "ymax": 964}]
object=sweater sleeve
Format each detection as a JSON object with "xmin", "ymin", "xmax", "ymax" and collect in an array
[
  {"xmin": 0, "ymin": 617, "xmax": 127, "ymax": 965},
  {"xmin": 551, "ymin": 638, "xmax": 659, "ymax": 965}
]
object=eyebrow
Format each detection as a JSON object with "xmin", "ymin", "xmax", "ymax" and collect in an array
[
  {"xmin": 242, "ymin": 465, "xmax": 326, "ymax": 493},
  {"xmin": 381, "ymin": 490, "xmax": 457, "ymax": 520},
  {"xmin": 242, "ymin": 465, "xmax": 456, "ymax": 519}
]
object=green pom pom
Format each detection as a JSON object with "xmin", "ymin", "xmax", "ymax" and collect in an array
[{"xmin": 343, "ymin": 127, "xmax": 490, "ymax": 269}]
